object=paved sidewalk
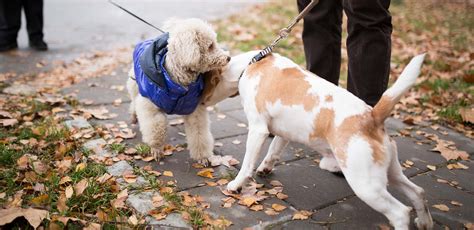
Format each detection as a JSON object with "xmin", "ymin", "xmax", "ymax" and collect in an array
[{"xmin": 61, "ymin": 68, "xmax": 474, "ymax": 229}]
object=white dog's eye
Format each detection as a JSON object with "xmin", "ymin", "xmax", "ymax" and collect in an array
[{"xmin": 208, "ymin": 43, "xmax": 214, "ymax": 50}]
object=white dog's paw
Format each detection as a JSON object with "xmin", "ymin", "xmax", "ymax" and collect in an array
[
  {"xmin": 319, "ymin": 156, "xmax": 341, "ymax": 172},
  {"xmin": 415, "ymin": 217, "xmax": 433, "ymax": 230},
  {"xmin": 256, "ymin": 164, "xmax": 273, "ymax": 176},
  {"xmin": 227, "ymin": 180, "xmax": 243, "ymax": 193}
]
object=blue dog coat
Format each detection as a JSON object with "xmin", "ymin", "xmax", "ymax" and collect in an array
[{"xmin": 133, "ymin": 33, "xmax": 204, "ymax": 115}]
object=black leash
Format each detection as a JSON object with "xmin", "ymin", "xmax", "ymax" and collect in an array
[{"xmin": 108, "ymin": 0, "xmax": 166, "ymax": 34}]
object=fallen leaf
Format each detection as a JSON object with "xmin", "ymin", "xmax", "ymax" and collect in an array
[
  {"xmin": 17, "ymin": 155, "xmax": 29, "ymax": 170},
  {"xmin": 30, "ymin": 194, "xmax": 49, "ymax": 206},
  {"xmin": 232, "ymin": 139, "xmax": 241, "ymax": 145},
  {"xmin": 123, "ymin": 172, "xmax": 137, "ymax": 183},
  {"xmin": 459, "ymin": 108, "xmax": 474, "ymax": 123},
  {"xmin": 57, "ymin": 194, "xmax": 68, "ymax": 212},
  {"xmin": 270, "ymin": 180, "xmax": 283, "ymax": 187},
  {"xmin": 427, "ymin": 165, "xmax": 436, "ymax": 171},
  {"xmin": 96, "ymin": 173, "xmax": 112, "ymax": 183},
  {"xmin": 431, "ymin": 140, "xmax": 469, "ymax": 161},
  {"xmin": 59, "ymin": 176, "xmax": 72, "ymax": 185},
  {"xmin": 163, "ymin": 171, "xmax": 174, "ymax": 177},
  {"xmin": 432, "ymin": 204, "xmax": 449, "ymax": 212},
  {"xmin": 0, "ymin": 118, "xmax": 18, "ymax": 127},
  {"xmin": 75, "ymin": 162, "xmax": 87, "ymax": 172},
  {"xmin": 128, "ymin": 215, "xmax": 138, "ymax": 226},
  {"xmin": 208, "ymin": 155, "xmax": 239, "ymax": 167},
  {"xmin": 217, "ymin": 179, "xmax": 229, "ymax": 185},
  {"xmin": 74, "ymin": 179, "xmax": 88, "ymax": 196},
  {"xmin": 111, "ymin": 189, "xmax": 128, "ymax": 209},
  {"xmin": 197, "ymin": 168, "xmax": 214, "ymax": 179},
  {"xmin": 276, "ymin": 193, "xmax": 289, "ymax": 200},
  {"xmin": 206, "ymin": 181, "xmax": 218, "ymax": 186},
  {"xmin": 239, "ymin": 197, "xmax": 257, "ymax": 207},
  {"xmin": 151, "ymin": 213, "xmax": 167, "ymax": 220},
  {"xmin": 264, "ymin": 208, "xmax": 279, "ymax": 216},
  {"xmin": 0, "ymin": 110, "xmax": 13, "ymax": 118},
  {"xmin": 271, "ymin": 203, "xmax": 287, "ymax": 212},
  {"xmin": 142, "ymin": 156, "xmax": 155, "ymax": 162},
  {"xmin": 450, "ymin": 201, "xmax": 462, "ymax": 206},
  {"xmin": 65, "ymin": 186, "xmax": 74, "ymax": 199},
  {"xmin": 250, "ymin": 204, "xmax": 264, "ymax": 211},
  {"xmin": 292, "ymin": 210, "xmax": 312, "ymax": 220},
  {"xmin": 0, "ymin": 208, "xmax": 49, "ymax": 228},
  {"xmin": 237, "ymin": 123, "xmax": 247, "ymax": 128}
]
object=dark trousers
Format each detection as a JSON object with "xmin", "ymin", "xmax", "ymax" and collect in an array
[
  {"xmin": 297, "ymin": 0, "xmax": 392, "ymax": 106},
  {"xmin": 0, "ymin": 0, "xmax": 44, "ymax": 45}
]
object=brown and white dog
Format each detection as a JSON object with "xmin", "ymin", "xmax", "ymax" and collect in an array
[{"xmin": 202, "ymin": 51, "xmax": 432, "ymax": 230}]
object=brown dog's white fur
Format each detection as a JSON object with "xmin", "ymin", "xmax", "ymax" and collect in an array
[
  {"xmin": 127, "ymin": 18, "xmax": 230, "ymax": 164},
  {"xmin": 202, "ymin": 51, "xmax": 433, "ymax": 230}
]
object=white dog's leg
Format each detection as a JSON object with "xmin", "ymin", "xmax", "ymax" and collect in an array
[
  {"xmin": 227, "ymin": 123, "xmax": 269, "ymax": 192},
  {"xmin": 388, "ymin": 140, "xmax": 433, "ymax": 230},
  {"xmin": 135, "ymin": 96, "xmax": 167, "ymax": 160},
  {"xmin": 183, "ymin": 105, "xmax": 214, "ymax": 164},
  {"xmin": 341, "ymin": 138, "xmax": 411, "ymax": 230},
  {"xmin": 126, "ymin": 71, "xmax": 138, "ymax": 124},
  {"xmin": 256, "ymin": 136, "xmax": 289, "ymax": 175},
  {"xmin": 319, "ymin": 156, "xmax": 341, "ymax": 172}
]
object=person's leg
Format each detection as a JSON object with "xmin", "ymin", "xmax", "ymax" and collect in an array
[
  {"xmin": 343, "ymin": 0, "xmax": 392, "ymax": 106},
  {"xmin": 297, "ymin": 0, "xmax": 343, "ymax": 85},
  {"xmin": 22, "ymin": 0, "xmax": 47, "ymax": 50},
  {"xmin": 0, "ymin": 0, "xmax": 22, "ymax": 51}
]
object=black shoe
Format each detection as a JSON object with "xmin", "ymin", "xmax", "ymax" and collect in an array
[
  {"xmin": 29, "ymin": 40, "xmax": 48, "ymax": 51},
  {"xmin": 0, "ymin": 42, "xmax": 18, "ymax": 52}
]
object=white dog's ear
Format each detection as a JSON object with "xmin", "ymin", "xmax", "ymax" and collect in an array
[{"xmin": 168, "ymin": 29, "xmax": 201, "ymax": 68}]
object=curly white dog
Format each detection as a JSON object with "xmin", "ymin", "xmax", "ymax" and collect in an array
[{"xmin": 127, "ymin": 18, "xmax": 230, "ymax": 164}]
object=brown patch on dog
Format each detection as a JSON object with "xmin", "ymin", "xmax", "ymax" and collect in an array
[
  {"xmin": 336, "ymin": 113, "xmax": 386, "ymax": 165},
  {"xmin": 309, "ymin": 108, "xmax": 335, "ymax": 139},
  {"xmin": 201, "ymin": 68, "xmax": 222, "ymax": 103},
  {"xmin": 325, "ymin": 95, "xmax": 333, "ymax": 102},
  {"xmin": 372, "ymin": 95, "xmax": 395, "ymax": 125},
  {"xmin": 248, "ymin": 55, "xmax": 319, "ymax": 113},
  {"xmin": 310, "ymin": 111, "xmax": 387, "ymax": 167}
]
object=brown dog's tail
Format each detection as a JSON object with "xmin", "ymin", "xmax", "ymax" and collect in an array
[{"xmin": 372, "ymin": 53, "xmax": 426, "ymax": 125}]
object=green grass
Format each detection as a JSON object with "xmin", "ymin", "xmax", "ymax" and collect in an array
[
  {"xmin": 69, "ymin": 163, "xmax": 107, "ymax": 183},
  {"xmin": 109, "ymin": 143, "xmax": 126, "ymax": 154},
  {"xmin": 438, "ymin": 99, "xmax": 470, "ymax": 123},
  {"xmin": 189, "ymin": 208, "xmax": 205, "ymax": 228},
  {"xmin": 0, "ymin": 144, "xmax": 23, "ymax": 166},
  {"xmin": 135, "ymin": 144, "xmax": 151, "ymax": 155}
]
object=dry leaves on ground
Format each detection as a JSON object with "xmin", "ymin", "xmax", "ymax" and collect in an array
[
  {"xmin": 0, "ymin": 208, "xmax": 49, "ymax": 228},
  {"xmin": 432, "ymin": 204, "xmax": 450, "ymax": 212}
]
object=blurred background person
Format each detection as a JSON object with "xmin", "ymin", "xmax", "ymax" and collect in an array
[{"xmin": 0, "ymin": 0, "xmax": 47, "ymax": 52}]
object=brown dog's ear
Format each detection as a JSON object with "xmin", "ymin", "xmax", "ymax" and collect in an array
[{"xmin": 201, "ymin": 68, "xmax": 222, "ymax": 103}]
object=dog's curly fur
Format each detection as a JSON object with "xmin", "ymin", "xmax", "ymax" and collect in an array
[{"xmin": 126, "ymin": 18, "xmax": 230, "ymax": 164}]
